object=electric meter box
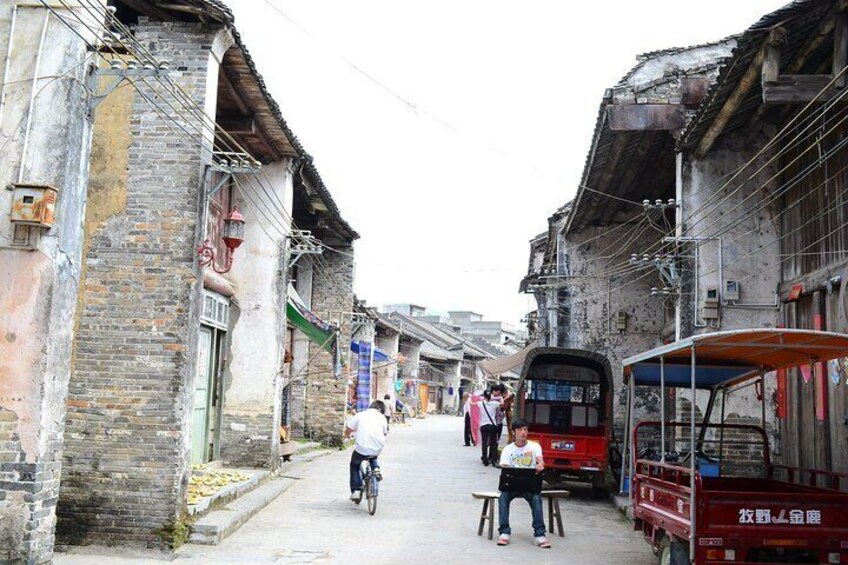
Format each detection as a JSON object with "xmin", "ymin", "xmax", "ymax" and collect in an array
[
  {"xmin": 725, "ymin": 280, "xmax": 740, "ymax": 301},
  {"xmin": 9, "ymin": 184, "xmax": 59, "ymax": 228},
  {"xmin": 615, "ymin": 311, "xmax": 628, "ymax": 331}
]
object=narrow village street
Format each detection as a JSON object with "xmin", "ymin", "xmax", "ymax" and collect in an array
[{"xmin": 56, "ymin": 415, "xmax": 652, "ymax": 565}]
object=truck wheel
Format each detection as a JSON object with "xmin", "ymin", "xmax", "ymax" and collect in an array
[{"xmin": 657, "ymin": 536, "xmax": 689, "ymax": 565}]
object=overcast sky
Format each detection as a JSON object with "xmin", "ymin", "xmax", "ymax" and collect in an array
[{"xmin": 224, "ymin": 0, "xmax": 788, "ymax": 327}]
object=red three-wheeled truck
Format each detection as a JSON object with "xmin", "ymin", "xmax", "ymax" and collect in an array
[{"xmin": 622, "ymin": 329, "xmax": 848, "ymax": 564}]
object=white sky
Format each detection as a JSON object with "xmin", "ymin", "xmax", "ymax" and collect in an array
[{"xmin": 224, "ymin": 0, "xmax": 788, "ymax": 326}]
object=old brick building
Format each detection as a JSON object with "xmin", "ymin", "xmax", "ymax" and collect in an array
[
  {"xmin": 0, "ymin": 0, "xmax": 363, "ymax": 554},
  {"xmin": 287, "ymin": 161, "xmax": 357, "ymax": 446}
]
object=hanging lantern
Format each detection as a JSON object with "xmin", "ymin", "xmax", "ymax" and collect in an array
[
  {"xmin": 222, "ymin": 208, "xmax": 245, "ymax": 250},
  {"xmin": 197, "ymin": 208, "xmax": 246, "ymax": 274}
]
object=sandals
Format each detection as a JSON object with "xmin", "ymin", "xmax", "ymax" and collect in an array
[
  {"xmin": 497, "ymin": 534, "xmax": 510, "ymax": 546},
  {"xmin": 534, "ymin": 537, "xmax": 552, "ymax": 548}
]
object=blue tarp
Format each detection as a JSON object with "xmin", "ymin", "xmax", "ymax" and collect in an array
[
  {"xmin": 356, "ymin": 341, "xmax": 372, "ymax": 412},
  {"xmin": 629, "ymin": 362, "xmax": 758, "ymax": 388},
  {"xmin": 350, "ymin": 340, "xmax": 390, "ymax": 362}
]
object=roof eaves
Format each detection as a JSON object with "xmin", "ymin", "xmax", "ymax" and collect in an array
[{"xmin": 676, "ymin": 0, "xmax": 832, "ymax": 153}]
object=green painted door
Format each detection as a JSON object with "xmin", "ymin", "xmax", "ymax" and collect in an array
[{"xmin": 192, "ymin": 326, "xmax": 214, "ymax": 464}]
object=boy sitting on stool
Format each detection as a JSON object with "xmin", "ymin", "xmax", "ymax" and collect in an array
[{"xmin": 497, "ymin": 418, "xmax": 550, "ymax": 548}]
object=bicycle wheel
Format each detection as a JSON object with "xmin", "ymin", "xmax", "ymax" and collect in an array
[{"xmin": 366, "ymin": 474, "xmax": 378, "ymax": 515}]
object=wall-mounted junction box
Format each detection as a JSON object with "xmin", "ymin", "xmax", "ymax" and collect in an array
[
  {"xmin": 9, "ymin": 184, "xmax": 59, "ymax": 229},
  {"xmin": 615, "ymin": 311, "xmax": 627, "ymax": 332},
  {"xmin": 703, "ymin": 287, "xmax": 720, "ymax": 320},
  {"xmin": 725, "ymin": 280, "xmax": 740, "ymax": 301}
]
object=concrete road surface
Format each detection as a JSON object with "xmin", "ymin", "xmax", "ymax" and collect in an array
[{"xmin": 56, "ymin": 414, "xmax": 654, "ymax": 565}]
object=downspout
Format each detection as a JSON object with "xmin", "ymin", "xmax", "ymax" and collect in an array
[
  {"xmin": 0, "ymin": 5, "xmax": 18, "ymax": 132},
  {"xmin": 675, "ymin": 153, "xmax": 683, "ymax": 340}
]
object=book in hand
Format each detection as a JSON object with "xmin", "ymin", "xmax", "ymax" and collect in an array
[{"xmin": 498, "ymin": 467, "xmax": 543, "ymax": 493}]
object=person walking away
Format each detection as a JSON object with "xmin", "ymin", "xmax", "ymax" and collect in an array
[
  {"xmin": 497, "ymin": 418, "xmax": 550, "ymax": 548},
  {"xmin": 344, "ymin": 400, "xmax": 387, "ymax": 503},
  {"xmin": 383, "ymin": 394, "xmax": 394, "ymax": 427},
  {"xmin": 477, "ymin": 390, "xmax": 501, "ymax": 466},
  {"xmin": 462, "ymin": 392, "xmax": 475, "ymax": 446}
]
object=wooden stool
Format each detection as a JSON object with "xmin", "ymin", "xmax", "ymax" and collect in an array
[
  {"xmin": 540, "ymin": 490, "xmax": 570, "ymax": 537},
  {"xmin": 471, "ymin": 491, "xmax": 500, "ymax": 540}
]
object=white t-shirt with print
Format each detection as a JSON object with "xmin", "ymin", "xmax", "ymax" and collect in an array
[
  {"xmin": 347, "ymin": 408, "xmax": 388, "ymax": 456},
  {"xmin": 499, "ymin": 441, "xmax": 543, "ymax": 468}
]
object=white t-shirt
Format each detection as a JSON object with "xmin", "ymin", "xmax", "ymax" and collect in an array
[
  {"xmin": 477, "ymin": 400, "xmax": 502, "ymax": 427},
  {"xmin": 347, "ymin": 408, "xmax": 388, "ymax": 456},
  {"xmin": 499, "ymin": 441, "xmax": 543, "ymax": 468}
]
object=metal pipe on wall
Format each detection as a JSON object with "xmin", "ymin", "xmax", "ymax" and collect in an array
[
  {"xmin": 660, "ymin": 355, "xmax": 665, "ymax": 463},
  {"xmin": 0, "ymin": 5, "xmax": 19, "ymax": 132},
  {"xmin": 690, "ymin": 345, "xmax": 697, "ymax": 563},
  {"xmin": 18, "ymin": 10, "xmax": 50, "ymax": 184}
]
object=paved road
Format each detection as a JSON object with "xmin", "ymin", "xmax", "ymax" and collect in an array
[{"xmin": 57, "ymin": 415, "xmax": 654, "ymax": 565}]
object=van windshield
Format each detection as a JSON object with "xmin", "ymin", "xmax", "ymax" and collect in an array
[{"xmin": 527, "ymin": 380, "xmax": 600, "ymax": 404}]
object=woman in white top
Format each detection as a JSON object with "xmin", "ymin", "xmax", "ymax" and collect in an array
[{"xmin": 477, "ymin": 390, "xmax": 503, "ymax": 466}]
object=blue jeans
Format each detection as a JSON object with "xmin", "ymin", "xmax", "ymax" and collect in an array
[
  {"xmin": 349, "ymin": 450, "xmax": 379, "ymax": 492},
  {"xmin": 498, "ymin": 491, "xmax": 545, "ymax": 537}
]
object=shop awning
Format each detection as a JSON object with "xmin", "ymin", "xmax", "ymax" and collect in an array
[
  {"xmin": 286, "ymin": 284, "xmax": 336, "ymax": 353},
  {"xmin": 479, "ymin": 345, "xmax": 536, "ymax": 375},
  {"xmin": 350, "ymin": 340, "xmax": 391, "ymax": 362}
]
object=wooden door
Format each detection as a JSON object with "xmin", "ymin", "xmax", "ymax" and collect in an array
[{"xmin": 192, "ymin": 326, "xmax": 214, "ymax": 464}]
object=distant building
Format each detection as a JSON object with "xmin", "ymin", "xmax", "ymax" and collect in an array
[{"xmin": 382, "ymin": 303, "xmax": 427, "ymax": 317}]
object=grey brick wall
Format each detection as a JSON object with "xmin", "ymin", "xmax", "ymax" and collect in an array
[
  {"xmin": 304, "ymin": 250, "xmax": 355, "ymax": 447},
  {"xmin": 59, "ymin": 20, "xmax": 218, "ymax": 548}
]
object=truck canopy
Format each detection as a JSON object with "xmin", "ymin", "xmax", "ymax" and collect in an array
[
  {"xmin": 623, "ymin": 328, "xmax": 848, "ymax": 389},
  {"xmin": 517, "ymin": 347, "xmax": 612, "ymax": 395}
]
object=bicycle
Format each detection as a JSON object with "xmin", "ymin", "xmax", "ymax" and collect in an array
[{"xmin": 357, "ymin": 458, "xmax": 380, "ymax": 515}]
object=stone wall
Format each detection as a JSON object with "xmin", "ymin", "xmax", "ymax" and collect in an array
[
  {"xmin": 304, "ymin": 249, "xmax": 355, "ymax": 446},
  {"xmin": 0, "ymin": 3, "xmax": 97, "ymax": 562},
  {"xmin": 59, "ymin": 20, "xmax": 220, "ymax": 548}
]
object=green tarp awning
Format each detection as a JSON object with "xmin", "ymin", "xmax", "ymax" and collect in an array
[{"xmin": 287, "ymin": 284, "xmax": 336, "ymax": 353}]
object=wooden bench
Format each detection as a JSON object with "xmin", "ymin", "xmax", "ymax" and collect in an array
[
  {"xmin": 540, "ymin": 489, "xmax": 570, "ymax": 537},
  {"xmin": 471, "ymin": 491, "xmax": 499, "ymax": 539},
  {"xmin": 472, "ymin": 490, "xmax": 570, "ymax": 540}
]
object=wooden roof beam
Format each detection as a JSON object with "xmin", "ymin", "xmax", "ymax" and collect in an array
[
  {"xmin": 575, "ymin": 132, "xmax": 630, "ymax": 230},
  {"xmin": 218, "ymin": 67, "xmax": 250, "ymax": 116},
  {"xmin": 596, "ymin": 134, "xmax": 662, "ymax": 226},
  {"xmin": 695, "ymin": 29, "xmax": 785, "ymax": 159}
]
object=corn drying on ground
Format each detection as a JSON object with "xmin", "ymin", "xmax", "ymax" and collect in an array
[{"xmin": 187, "ymin": 464, "xmax": 252, "ymax": 506}]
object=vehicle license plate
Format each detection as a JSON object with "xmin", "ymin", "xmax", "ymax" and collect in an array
[{"xmin": 552, "ymin": 441, "xmax": 575, "ymax": 451}]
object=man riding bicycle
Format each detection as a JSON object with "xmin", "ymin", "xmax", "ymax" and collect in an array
[{"xmin": 344, "ymin": 400, "xmax": 388, "ymax": 503}]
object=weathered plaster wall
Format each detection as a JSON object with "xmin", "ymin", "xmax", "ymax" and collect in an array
[
  {"xmin": 680, "ymin": 123, "xmax": 782, "ymax": 443},
  {"xmin": 219, "ymin": 162, "xmax": 293, "ymax": 468},
  {"xmin": 0, "ymin": 4, "xmax": 97, "ymax": 562},
  {"xmin": 563, "ymin": 219, "xmax": 665, "ymax": 432},
  {"xmin": 682, "ymin": 126, "xmax": 782, "ymax": 333},
  {"xmin": 59, "ymin": 19, "xmax": 221, "ymax": 548}
]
